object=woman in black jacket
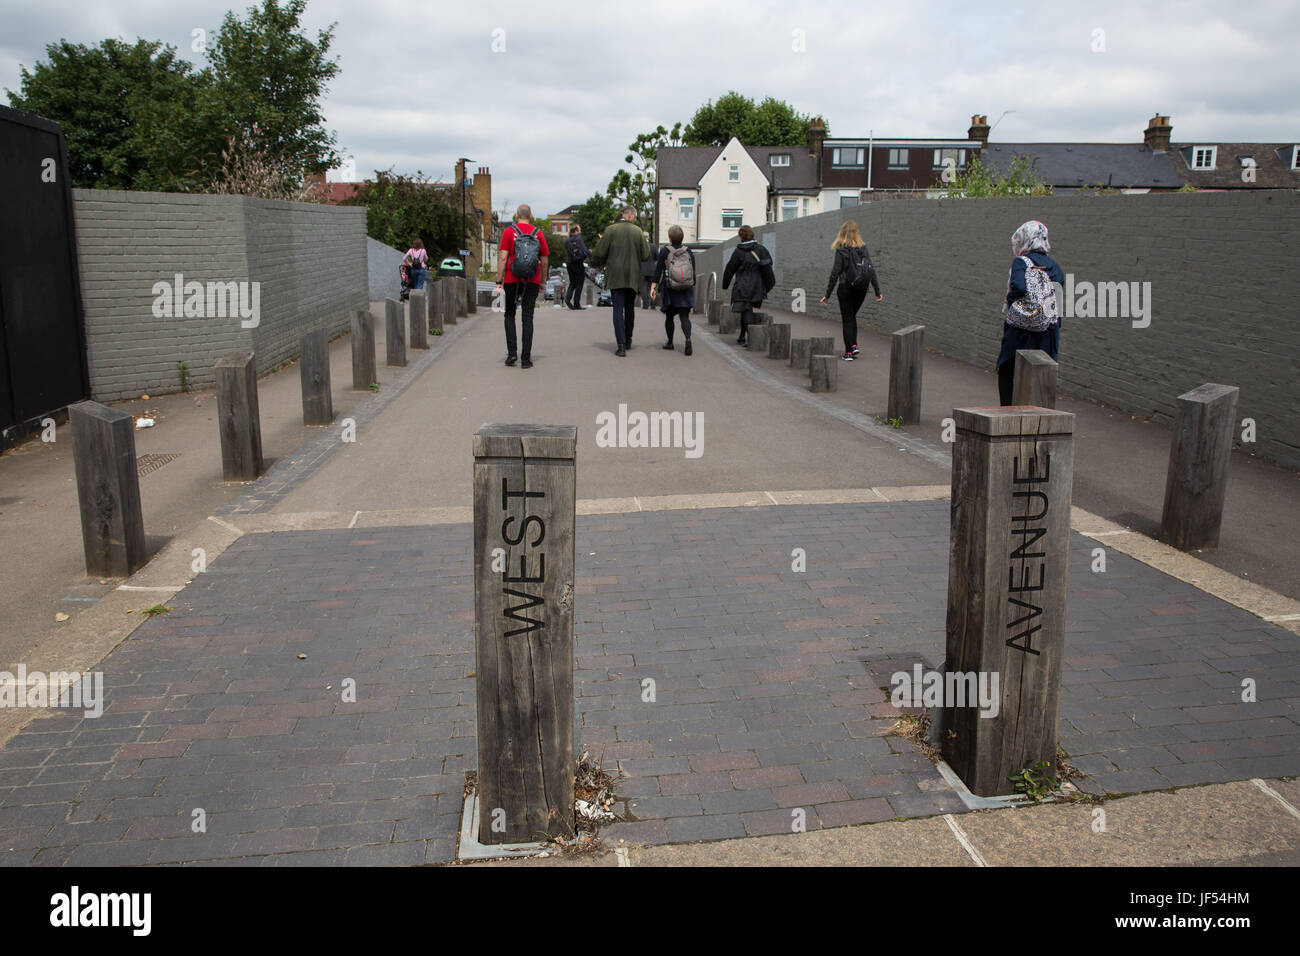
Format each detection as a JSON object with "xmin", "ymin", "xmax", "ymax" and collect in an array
[
  {"xmin": 819, "ymin": 220, "xmax": 881, "ymax": 361},
  {"xmin": 649, "ymin": 225, "xmax": 696, "ymax": 355},
  {"xmin": 721, "ymin": 225, "xmax": 775, "ymax": 347}
]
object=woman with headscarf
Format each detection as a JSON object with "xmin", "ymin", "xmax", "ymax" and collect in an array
[{"xmin": 997, "ymin": 220, "xmax": 1064, "ymax": 405}]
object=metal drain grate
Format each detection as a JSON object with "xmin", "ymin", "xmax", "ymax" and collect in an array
[{"xmin": 136, "ymin": 453, "xmax": 180, "ymax": 476}]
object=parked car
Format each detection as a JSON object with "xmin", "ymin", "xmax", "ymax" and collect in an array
[
  {"xmin": 587, "ymin": 267, "xmax": 612, "ymax": 306},
  {"xmin": 544, "ymin": 275, "xmax": 563, "ymax": 300}
]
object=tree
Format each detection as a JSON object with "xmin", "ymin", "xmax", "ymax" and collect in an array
[
  {"xmin": 683, "ymin": 91, "xmax": 825, "ymax": 147},
  {"xmin": 206, "ymin": 0, "xmax": 342, "ymax": 178},
  {"xmin": 344, "ymin": 170, "xmax": 471, "ymax": 259},
  {"xmin": 943, "ymin": 154, "xmax": 1051, "ymax": 198},
  {"xmin": 6, "ymin": 38, "xmax": 220, "ymax": 190},
  {"xmin": 573, "ymin": 193, "xmax": 619, "ymax": 246},
  {"xmin": 206, "ymin": 123, "xmax": 326, "ymax": 202},
  {"xmin": 607, "ymin": 123, "xmax": 683, "ymax": 228},
  {"xmin": 530, "ymin": 218, "xmax": 567, "ymax": 269}
]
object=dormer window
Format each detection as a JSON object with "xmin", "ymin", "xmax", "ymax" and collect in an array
[
  {"xmin": 769, "ymin": 154, "xmax": 791, "ymax": 167},
  {"xmin": 1292, "ymin": 146, "xmax": 1300, "ymax": 171},
  {"xmin": 1191, "ymin": 146, "xmax": 1216, "ymax": 170}
]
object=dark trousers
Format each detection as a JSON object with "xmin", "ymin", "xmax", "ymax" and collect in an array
[
  {"xmin": 664, "ymin": 307, "xmax": 691, "ymax": 343},
  {"xmin": 611, "ymin": 289, "xmax": 636, "ymax": 346},
  {"xmin": 838, "ymin": 286, "xmax": 866, "ymax": 350},
  {"xmin": 738, "ymin": 307, "xmax": 754, "ymax": 340},
  {"xmin": 641, "ymin": 277, "xmax": 654, "ymax": 309},
  {"xmin": 504, "ymin": 282, "xmax": 538, "ymax": 359},
  {"xmin": 566, "ymin": 265, "xmax": 585, "ymax": 307},
  {"xmin": 998, "ymin": 362, "xmax": 1015, "ymax": 406}
]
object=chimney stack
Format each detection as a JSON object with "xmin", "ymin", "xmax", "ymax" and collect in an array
[
  {"xmin": 968, "ymin": 114, "xmax": 990, "ymax": 146},
  {"xmin": 1144, "ymin": 114, "xmax": 1172, "ymax": 152},
  {"xmin": 807, "ymin": 117, "xmax": 826, "ymax": 158}
]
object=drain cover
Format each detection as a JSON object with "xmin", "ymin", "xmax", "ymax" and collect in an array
[{"xmin": 136, "ymin": 453, "xmax": 180, "ymax": 476}]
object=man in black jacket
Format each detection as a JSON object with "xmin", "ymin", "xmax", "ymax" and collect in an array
[
  {"xmin": 564, "ymin": 225, "xmax": 589, "ymax": 309},
  {"xmin": 639, "ymin": 237, "xmax": 660, "ymax": 309}
]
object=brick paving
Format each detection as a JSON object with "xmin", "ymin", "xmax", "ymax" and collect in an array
[{"xmin": 2, "ymin": 500, "xmax": 1297, "ymax": 865}]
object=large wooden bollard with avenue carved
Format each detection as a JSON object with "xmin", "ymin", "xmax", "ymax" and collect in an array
[
  {"xmin": 1012, "ymin": 349, "xmax": 1058, "ymax": 409},
  {"xmin": 214, "ymin": 352, "xmax": 264, "ymax": 480},
  {"xmin": 767, "ymin": 323, "xmax": 791, "ymax": 360},
  {"xmin": 299, "ymin": 329, "xmax": 333, "ymax": 426},
  {"xmin": 888, "ymin": 324, "xmax": 925, "ymax": 425},
  {"xmin": 408, "ymin": 289, "xmax": 429, "ymax": 350},
  {"xmin": 69, "ymin": 401, "xmax": 147, "ymax": 577},
  {"xmin": 385, "ymin": 298, "xmax": 406, "ymax": 367},
  {"xmin": 943, "ymin": 407, "xmax": 1075, "ymax": 796},
  {"xmin": 473, "ymin": 424, "xmax": 577, "ymax": 844},
  {"xmin": 1160, "ymin": 383, "xmax": 1239, "ymax": 550},
  {"xmin": 350, "ymin": 309, "xmax": 376, "ymax": 390},
  {"xmin": 810, "ymin": 354, "xmax": 838, "ymax": 392}
]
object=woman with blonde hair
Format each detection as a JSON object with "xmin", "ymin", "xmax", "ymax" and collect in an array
[{"xmin": 820, "ymin": 220, "xmax": 882, "ymax": 360}]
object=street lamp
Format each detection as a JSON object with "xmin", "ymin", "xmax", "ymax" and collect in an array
[{"xmin": 459, "ymin": 157, "xmax": 473, "ymax": 272}]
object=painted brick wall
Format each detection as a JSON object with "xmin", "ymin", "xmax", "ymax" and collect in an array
[
  {"xmin": 72, "ymin": 189, "xmax": 366, "ymax": 402},
  {"xmin": 694, "ymin": 191, "xmax": 1300, "ymax": 470}
]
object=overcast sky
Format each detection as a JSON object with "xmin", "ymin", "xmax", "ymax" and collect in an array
[{"xmin": 3, "ymin": 0, "xmax": 1298, "ymax": 216}]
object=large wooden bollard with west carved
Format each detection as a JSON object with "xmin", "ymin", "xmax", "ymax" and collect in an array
[
  {"xmin": 942, "ymin": 406, "xmax": 1075, "ymax": 796},
  {"xmin": 473, "ymin": 424, "xmax": 578, "ymax": 844}
]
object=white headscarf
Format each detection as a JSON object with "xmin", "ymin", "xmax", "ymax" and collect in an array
[{"xmin": 1011, "ymin": 220, "xmax": 1050, "ymax": 256}]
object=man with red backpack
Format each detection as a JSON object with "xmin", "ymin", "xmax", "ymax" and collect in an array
[{"xmin": 495, "ymin": 204, "xmax": 549, "ymax": 368}]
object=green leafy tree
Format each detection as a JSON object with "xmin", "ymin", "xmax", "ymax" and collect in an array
[
  {"xmin": 607, "ymin": 122, "xmax": 683, "ymax": 227},
  {"xmin": 6, "ymin": 38, "xmax": 220, "ymax": 190},
  {"xmin": 206, "ymin": 0, "xmax": 342, "ymax": 178},
  {"xmin": 344, "ymin": 170, "xmax": 471, "ymax": 259},
  {"xmin": 944, "ymin": 154, "xmax": 1051, "ymax": 197},
  {"xmin": 683, "ymin": 91, "xmax": 825, "ymax": 147},
  {"xmin": 573, "ymin": 192, "xmax": 619, "ymax": 246},
  {"xmin": 531, "ymin": 217, "xmax": 567, "ymax": 268}
]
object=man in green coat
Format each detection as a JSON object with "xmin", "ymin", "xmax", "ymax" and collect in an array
[{"xmin": 590, "ymin": 206, "xmax": 651, "ymax": 356}]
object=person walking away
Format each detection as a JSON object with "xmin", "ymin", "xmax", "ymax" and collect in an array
[
  {"xmin": 721, "ymin": 225, "xmax": 775, "ymax": 347},
  {"xmin": 640, "ymin": 236, "xmax": 660, "ymax": 309},
  {"xmin": 564, "ymin": 225, "xmax": 590, "ymax": 309},
  {"xmin": 590, "ymin": 206, "xmax": 650, "ymax": 356},
  {"xmin": 819, "ymin": 220, "xmax": 882, "ymax": 361},
  {"xmin": 495, "ymin": 204, "xmax": 549, "ymax": 368},
  {"xmin": 401, "ymin": 238, "xmax": 429, "ymax": 301},
  {"xmin": 649, "ymin": 225, "xmax": 696, "ymax": 355},
  {"xmin": 997, "ymin": 220, "xmax": 1064, "ymax": 404}
]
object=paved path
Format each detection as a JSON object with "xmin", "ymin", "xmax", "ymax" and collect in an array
[{"xmin": 2, "ymin": 499, "xmax": 1294, "ymax": 865}]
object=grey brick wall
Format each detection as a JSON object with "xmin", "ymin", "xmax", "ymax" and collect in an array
[
  {"xmin": 695, "ymin": 191, "xmax": 1300, "ymax": 470},
  {"xmin": 72, "ymin": 189, "xmax": 367, "ymax": 402}
]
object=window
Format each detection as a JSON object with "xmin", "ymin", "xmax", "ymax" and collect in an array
[
  {"xmin": 678, "ymin": 197, "xmax": 694, "ymax": 221},
  {"xmin": 769, "ymin": 154, "xmax": 791, "ymax": 167},
  {"xmin": 832, "ymin": 147, "xmax": 865, "ymax": 167},
  {"xmin": 781, "ymin": 198, "xmax": 798, "ymax": 221},
  {"xmin": 1291, "ymin": 146, "xmax": 1300, "ymax": 170},
  {"xmin": 933, "ymin": 148, "xmax": 967, "ymax": 169},
  {"xmin": 721, "ymin": 208, "xmax": 743, "ymax": 229},
  {"xmin": 728, "ymin": 164, "xmax": 740, "ymax": 182},
  {"xmin": 888, "ymin": 148, "xmax": 909, "ymax": 169},
  {"xmin": 1192, "ymin": 146, "xmax": 1216, "ymax": 170},
  {"xmin": 839, "ymin": 194, "xmax": 860, "ymax": 209},
  {"xmin": 802, "ymin": 198, "xmax": 810, "ymax": 215}
]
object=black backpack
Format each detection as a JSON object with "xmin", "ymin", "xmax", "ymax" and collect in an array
[
  {"xmin": 845, "ymin": 248, "xmax": 873, "ymax": 291},
  {"xmin": 565, "ymin": 234, "xmax": 585, "ymax": 266},
  {"xmin": 510, "ymin": 225, "xmax": 543, "ymax": 281}
]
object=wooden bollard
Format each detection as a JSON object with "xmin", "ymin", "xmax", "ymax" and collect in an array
[
  {"xmin": 299, "ymin": 329, "xmax": 333, "ymax": 426},
  {"xmin": 753, "ymin": 311, "xmax": 772, "ymax": 325},
  {"xmin": 767, "ymin": 322, "xmax": 791, "ymax": 360},
  {"xmin": 1012, "ymin": 349, "xmax": 1058, "ymax": 409},
  {"xmin": 351, "ymin": 309, "xmax": 376, "ymax": 390},
  {"xmin": 719, "ymin": 308, "xmax": 737, "ymax": 335},
  {"xmin": 443, "ymin": 280, "xmax": 458, "ymax": 325},
  {"xmin": 454, "ymin": 277, "xmax": 468, "ymax": 318},
  {"xmin": 385, "ymin": 297, "xmax": 406, "ymax": 367},
  {"xmin": 473, "ymin": 424, "xmax": 578, "ymax": 844},
  {"xmin": 466, "ymin": 278, "xmax": 478, "ymax": 314},
  {"xmin": 942, "ymin": 407, "xmax": 1075, "ymax": 796},
  {"xmin": 429, "ymin": 285, "xmax": 446, "ymax": 335},
  {"xmin": 789, "ymin": 337, "xmax": 812, "ymax": 370},
  {"xmin": 748, "ymin": 324, "xmax": 769, "ymax": 352},
  {"xmin": 707, "ymin": 300, "xmax": 721, "ymax": 326},
  {"xmin": 214, "ymin": 352, "xmax": 264, "ymax": 480},
  {"xmin": 691, "ymin": 276, "xmax": 704, "ymax": 315},
  {"xmin": 888, "ymin": 324, "xmax": 925, "ymax": 425},
  {"xmin": 1160, "ymin": 383, "xmax": 1239, "ymax": 550},
  {"xmin": 810, "ymin": 337, "xmax": 835, "ymax": 373},
  {"xmin": 810, "ymin": 354, "xmax": 838, "ymax": 392},
  {"xmin": 477, "ymin": 288, "xmax": 495, "ymax": 309},
  {"xmin": 409, "ymin": 289, "xmax": 429, "ymax": 350},
  {"xmin": 69, "ymin": 401, "xmax": 146, "ymax": 577}
]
